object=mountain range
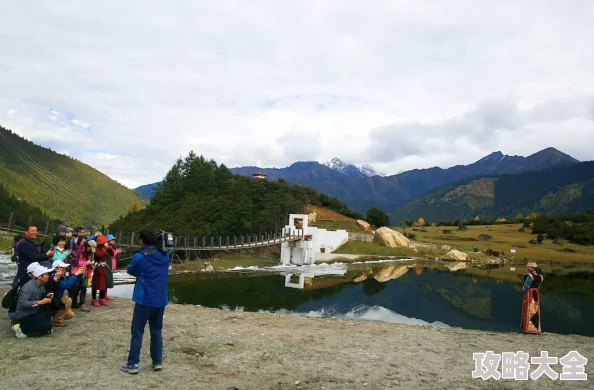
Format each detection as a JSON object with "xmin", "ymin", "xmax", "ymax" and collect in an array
[
  {"xmin": 134, "ymin": 157, "xmax": 379, "ymax": 198},
  {"xmin": 392, "ymin": 161, "xmax": 594, "ymax": 223},
  {"xmin": 226, "ymin": 148, "xmax": 579, "ymax": 214},
  {"xmin": 135, "ymin": 147, "xmax": 586, "ymax": 221}
]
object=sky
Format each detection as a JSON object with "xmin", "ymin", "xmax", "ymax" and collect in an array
[{"xmin": 1, "ymin": 1, "xmax": 593, "ymax": 188}]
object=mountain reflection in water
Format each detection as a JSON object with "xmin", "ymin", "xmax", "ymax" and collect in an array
[{"xmin": 167, "ymin": 262, "xmax": 594, "ymax": 337}]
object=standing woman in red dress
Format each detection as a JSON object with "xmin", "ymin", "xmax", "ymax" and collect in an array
[
  {"xmin": 521, "ymin": 261, "xmax": 544, "ymax": 334},
  {"xmin": 104, "ymin": 234, "xmax": 122, "ymax": 300},
  {"xmin": 91, "ymin": 235, "xmax": 109, "ymax": 307}
]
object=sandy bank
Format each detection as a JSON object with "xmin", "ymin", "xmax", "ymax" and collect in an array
[{"xmin": 0, "ymin": 293, "xmax": 591, "ymax": 390}]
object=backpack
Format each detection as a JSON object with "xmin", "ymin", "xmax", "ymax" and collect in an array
[
  {"xmin": 2, "ymin": 286, "xmax": 18, "ymax": 309},
  {"xmin": 10, "ymin": 246, "xmax": 18, "ymax": 263}
]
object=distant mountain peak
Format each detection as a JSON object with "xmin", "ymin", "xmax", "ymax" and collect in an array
[
  {"xmin": 324, "ymin": 157, "xmax": 378, "ymax": 177},
  {"xmin": 476, "ymin": 151, "xmax": 504, "ymax": 164}
]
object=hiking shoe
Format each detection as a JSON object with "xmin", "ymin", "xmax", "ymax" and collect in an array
[
  {"xmin": 121, "ymin": 363, "xmax": 139, "ymax": 374},
  {"xmin": 12, "ymin": 324, "xmax": 27, "ymax": 339},
  {"xmin": 152, "ymin": 363, "xmax": 163, "ymax": 371}
]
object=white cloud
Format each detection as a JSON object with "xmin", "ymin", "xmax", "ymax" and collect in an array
[
  {"xmin": 0, "ymin": 1, "xmax": 593, "ymax": 187},
  {"xmin": 71, "ymin": 119, "xmax": 90, "ymax": 130}
]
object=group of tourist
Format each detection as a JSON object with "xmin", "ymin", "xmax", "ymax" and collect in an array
[
  {"xmin": 7, "ymin": 224, "xmax": 121, "ymax": 333},
  {"xmin": 5, "ymin": 224, "xmax": 170, "ymax": 375}
]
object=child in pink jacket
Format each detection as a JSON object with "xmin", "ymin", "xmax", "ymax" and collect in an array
[{"xmin": 70, "ymin": 236, "xmax": 91, "ymax": 312}]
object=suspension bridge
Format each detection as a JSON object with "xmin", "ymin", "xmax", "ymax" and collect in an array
[{"xmin": 0, "ymin": 211, "xmax": 304, "ymax": 254}]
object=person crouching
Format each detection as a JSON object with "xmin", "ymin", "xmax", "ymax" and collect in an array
[
  {"xmin": 48, "ymin": 260, "xmax": 85, "ymax": 327},
  {"xmin": 12, "ymin": 265, "xmax": 54, "ymax": 338}
]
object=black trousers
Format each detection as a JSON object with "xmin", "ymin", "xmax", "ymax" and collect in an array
[{"xmin": 19, "ymin": 312, "xmax": 52, "ymax": 335}]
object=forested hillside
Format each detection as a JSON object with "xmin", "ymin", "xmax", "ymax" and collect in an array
[
  {"xmin": 110, "ymin": 153, "xmax": 363, "ymax": 236},
  {"xmin": 0, "ymin": 126, "xmax": 146, "ymax": 226},
  {"xmin": 0, "ymin": 183, "xmax": 62, "ymax": 230}
]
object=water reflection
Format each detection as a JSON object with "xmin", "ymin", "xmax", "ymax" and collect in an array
[{"xmin": 167, "ymin": 261, "xmax": 594, "ymax": 336}]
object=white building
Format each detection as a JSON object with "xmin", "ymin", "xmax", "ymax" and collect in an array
[{"xmin": 280, "ymin": 214, "xmax": 348, "ymax": 265}]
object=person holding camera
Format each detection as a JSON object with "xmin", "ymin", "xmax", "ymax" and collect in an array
[
  {"xmin": 16, "ymin": 225, "xmax": 55, "ymax": 279},
  {"xmin": 121, "ymin": 229, "xmax": 169, "ymax": 375}
]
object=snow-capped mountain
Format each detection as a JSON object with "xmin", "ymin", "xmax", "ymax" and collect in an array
[{"xmin": 323, "ymin": 158, "xmax": 379, "ymax": 178}]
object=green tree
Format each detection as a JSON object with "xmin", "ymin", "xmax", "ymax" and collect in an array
[
  {"xmin": 109, "ymin": 152, "xmax": 362, "ymax": 237},
  {"xmin": 366, "ymin": 206, "xmax": 390, "ymax": 228}
]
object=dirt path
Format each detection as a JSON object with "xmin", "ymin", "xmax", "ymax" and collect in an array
[{"xmin": 0, "ymin": 295, "xmax": 592, "ymax": 390}]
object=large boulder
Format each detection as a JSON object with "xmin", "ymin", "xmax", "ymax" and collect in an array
[
  {"xmin": 356, "ymin": 219, "xmax": 371, "ymax": 232},
  {"xmin": 446, "ymin": 249, "xmax": 469, "ymax": 261},
  {"xmin": 373, "ymin": 227, "xmax": 411, "ymax": 248},
  {"xmin": 373, "ymin": 265, "xmax": 410, "ymax": 283}
]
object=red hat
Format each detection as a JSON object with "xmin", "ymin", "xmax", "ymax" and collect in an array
[{"xmin": 96, "ymin": 235, "xmax": 108, "ymax": 245}]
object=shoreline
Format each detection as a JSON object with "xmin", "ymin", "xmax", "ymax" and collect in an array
[{"xmin": 1, "ymin": 292, "xmax": 592, "ymax": 389}]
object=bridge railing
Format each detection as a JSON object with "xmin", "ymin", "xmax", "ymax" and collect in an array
[{"xmin": 0, "ymin": 211, "xmax": 303, "ymax": 251}]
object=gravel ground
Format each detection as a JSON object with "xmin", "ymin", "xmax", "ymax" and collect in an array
[{"xmin": 0, "ymin": 291, "xmax": 592, "ymax": 390}]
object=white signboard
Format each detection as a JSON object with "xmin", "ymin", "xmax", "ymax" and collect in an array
[{"xmin": 510, "ymin": 249, "xmax": 517, "ymax": 254}]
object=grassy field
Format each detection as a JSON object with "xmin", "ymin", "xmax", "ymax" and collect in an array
[
  {"xmin": 399, "ymin": 223, "xmax": 594, "ymax": 263},
  {"xmin": 171, "ymin": 248, "xmax": 280, "ymax": 271},
  {"xmin": 313, "ymin": 219, "xmax": 363, "ymax": 233}
]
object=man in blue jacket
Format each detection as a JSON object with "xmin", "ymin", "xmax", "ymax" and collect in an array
[{"xmin": 121, "ymin": 228, "xmax": 169, "ymax": 375}]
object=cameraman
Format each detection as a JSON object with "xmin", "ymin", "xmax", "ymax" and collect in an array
[{"xmin": 121, "ymin": 228, "xmax": 169, "ymax": 375}]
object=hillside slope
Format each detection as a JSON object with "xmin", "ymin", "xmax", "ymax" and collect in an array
[
  {"xmin": 0, "ymin": 126, "xmax": 146, "ymax": 226},
  {"xmin": 391, "ymin": 161, "xmax": 594, "ymax": 223}
]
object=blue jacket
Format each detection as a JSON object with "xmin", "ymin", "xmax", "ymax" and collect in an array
[
  {"xmin": 127, "ymin": 246, "xmax": 169, "ymax": 307},
  {"xmin": 52, "ymin": 273, "xmax": 83, "ymax": 300}
]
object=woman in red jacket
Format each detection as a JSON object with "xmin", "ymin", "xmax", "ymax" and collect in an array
[
  {"xmin": 105, "ymin": 234, "xmax": 122, "ymax": 300},
  {"xmin": 91, "ymin": 235, "xmax": 109, "ymax": 307}
]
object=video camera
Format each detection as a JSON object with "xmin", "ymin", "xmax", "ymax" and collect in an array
[{"xmin": 156, "ymin": 231, "xmax": 175, "ymax": 254}]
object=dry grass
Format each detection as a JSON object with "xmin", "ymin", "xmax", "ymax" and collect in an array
[
  {"xmin": 334, "ymin": 240, "xmax": 419, "ymax": 257},
  {"xmin": 300, "ymin": 205, "xmax": 357, "ymax": 222},
  {"xmin": 400, "ymin": 223, "xmax": 594, "ymax": 263}
]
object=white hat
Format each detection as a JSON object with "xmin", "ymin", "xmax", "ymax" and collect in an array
[
  {"xmin": 52, "ymin": 260, "xmax": 70, "ymax": 269},
  {"xmin": 88, "ymin": 240, "xmax": 97, "ymax": 253},
  {"xmin": 33, "ymin": 266, "xmax": 53, "ymax": 278},
  {"xmin": 27, "ymin": 262, "xmax": 41, "ymax": 274}
]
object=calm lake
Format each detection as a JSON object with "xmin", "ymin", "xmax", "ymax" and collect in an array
[
  {"xmin": 159, "ymin": 261, "xmax": 594, "ymax": 337},
  {"xmin": 2, "ymin": 255, "xmax": 593, "ymax": 336}
]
